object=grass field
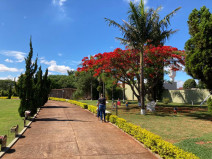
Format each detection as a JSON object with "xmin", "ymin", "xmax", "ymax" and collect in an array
[
  {"xmin": 80, "ymin": 100, "xmax": 212, "ymax": 159},
  {"xmin": 0, "ymin": 99, "xmax": 29, "ymax": 149}
]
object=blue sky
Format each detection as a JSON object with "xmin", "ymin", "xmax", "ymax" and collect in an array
[{"xmin": 0, "ymin": 0, "xmax": 211, "ymax": 88}]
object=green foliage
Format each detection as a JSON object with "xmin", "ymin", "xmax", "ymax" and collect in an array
[
  {"xmin": 108, "ymin": 115, "xmax": 199, "ymax": 159},
  {"xmin": 7, "ymin": 85, "xmax": 12, "ymax": 99},
  {"xmin": 48, "ymin": 74, "xmax": 76, "ymax": 89},
  {"xmin": 175, "ymin": 133, "xmax": 212, "ymax": 159},
  {"xmin": 16, "ymin": 39, "xmax": 50, "ymax": 117},
  {"xmin": 74, "ymin": 71, "xmax": 99, "ymax": 99},
  {"xmin": 109, "ymin": 115, "xmax": 118, "ymax": 124},
  {"xmin": 49, "ymin": 97, "xmax": 66, "ymax": 102},
  {"xmin": 105, "ymin": 0, "xmax": 181, "ymax": 108},
  {"xmin": 197, "ymin": 80, "xmax": 207, "ymax": 89},
  {"xmin": 0, "ymin": 80, "xmax": 14, "ymax": 91},
  {"xmin": 207, "ymin": 97, "xmax": 212, "ymax": 114},
  {"xmin": 162, "ymin": 97, "xmax": 170, "ymax": 104},
  {"xmin": 0, "ymin": 80, "xmax": 17, "ymax": 97},
  {"xmin": 87, "ymin": 105, "xmax": 97, "ymax": 114},
  {"xmin": 183, "ymin": 79, "xmax": 197, "ymax": 89},
  {"xmin": 185, "ymin": 6, "xmax": 212, "ymax": 91},
  {"xmin": 0, "ymin": 99, "xmax": 29, "ymax": 146}
]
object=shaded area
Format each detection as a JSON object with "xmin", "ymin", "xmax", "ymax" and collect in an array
[
  {"xmin": 35, "ymin": 118, "xmax": 90, "ymax": 122},
  {"xmin": 41, "ymin": 106, "xmax": 68, "ymax": 109},
  {"xmin": 5, "ymin": 149, "xmax": 16, "ymax": 154},
  {"xmin": 184, "ymin": 111, "xmax": 212, "ymax": 121}
]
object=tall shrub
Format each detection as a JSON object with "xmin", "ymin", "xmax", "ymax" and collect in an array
[
  {"xmin": 16, "ymin": 38, "xmax": 38, "ymax": 116},
  {"xmin": 207, "ymin": 97, "xmax": 212, "ymax": 114}
]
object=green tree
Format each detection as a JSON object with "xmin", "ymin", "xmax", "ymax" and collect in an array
[
  {"xmin": 197, "ymin": 80, "xmax": 207, "ymax": 89},
  {"xmin": 0, "ymin": 80, "xmax": 15, "ymax": 92},
  {"xmin": 42, "ymin": 69, "xmax": 51, "ymax": 105},
  {"xmin": 183, "ymin": 79, "xmax": 197, "ymax": 89},
  {"xmin": 16, "ymin": 38, "xmax": 38, "ymax": 116},
  {"xmin": 74, "ymin": 71, "xmax": 98, "ymax": 99},
  {"xmin": 7, "ymin": 85, "xmax": 12, "ymax": 99},
  {"xmin": 105, "ymin": 0, "xmax": 180, "ymax": 113},
  {"xmin": 48, "ymin": 74, "xmax": 76, "ymax": 89},
  {"xmin": 185, "ymin": 6, "xmax": 212, "ymax": 93},
  {"xmin": 34, "ymin": 66, "xmax": 43, "ymax": 108}
]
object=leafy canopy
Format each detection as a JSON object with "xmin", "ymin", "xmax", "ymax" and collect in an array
[{"xmin": 185, "ymin": 6, "xmax": 212, "ymax": 91}]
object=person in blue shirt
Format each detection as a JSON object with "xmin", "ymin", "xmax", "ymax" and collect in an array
[{"xmin": 98, "ymin": 94, "xmax": 106, "ymax": 122}]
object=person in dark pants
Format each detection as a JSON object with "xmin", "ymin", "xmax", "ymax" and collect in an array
[{"xmin": 98, "ymin": 94, "xmax": 106, "ymax": 122}]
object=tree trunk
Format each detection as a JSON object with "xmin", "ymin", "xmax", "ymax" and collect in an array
[
  {"xmin": 122, "ymin": 81, "xmax": 125, "ymax": 103},
  {"xmin": 91, "ymin": 77, "xmax": 93, "ymax": 101},
  {"xmin": 140, "ymin": 46, "xmax": 145, "ymax": 114}
]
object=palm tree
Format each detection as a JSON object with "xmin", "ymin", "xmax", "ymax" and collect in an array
[{"xmin": 105, "ymin": 0, "xmax": 181, "ymax": 114}]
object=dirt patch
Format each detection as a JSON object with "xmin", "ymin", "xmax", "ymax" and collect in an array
[
  {"xmin": 155, "ymin": 106, "xmax": 206, "ymax": 114},
  {"xmin": 196, "ymin": 141, "xmax": 212, "ymax": 145}
]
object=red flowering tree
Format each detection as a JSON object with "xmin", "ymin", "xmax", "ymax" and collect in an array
[{"xmin": 77, "ymin": 46, "xmax": 185, "ymax": 102}]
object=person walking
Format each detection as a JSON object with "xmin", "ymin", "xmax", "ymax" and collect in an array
[{"xmin": 98, "ymin": 94, "xmax": 106, "ymax": 122}]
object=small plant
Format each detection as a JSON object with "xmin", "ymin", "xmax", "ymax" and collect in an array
[
  {"xmin": 207, "ymin": 97, "xmax": 212, "ymax": 114},
  {"xmin": 162, "ymin": 97, "xmax": 170, "ymax": 104}
]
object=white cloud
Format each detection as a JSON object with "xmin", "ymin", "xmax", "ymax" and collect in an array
[
  {"xmin": 5, "ymin": 59, "xmax": 14, "ymax": 63},
  {"xmin": 48, "ymin": 71, "xmax": 54, "ymax": 75},
  {"xmin": 52, "ymin": 0, "xmax": 70, "ymax": 20},
  {"xmin": 124, "ymin": 0, "xmax": 148, "ymax": 5},
  {"xmin": 0, "ymin": 64, "xmax": 24, "ymax": 72},
  {"xmin": 48, "ymin": 64, "xmax": 72, "ymax": 73},
  {"xmin": 58, "ymin": 53, "xmax": 62, "ymax": 56},
  {"xmin": 40, "ymin": 59, "xmax": 73, "ymax": 74},
  {"xmin": 40, "ymin": 59, "xmax": 57, "ymax": 65},
  {"xmin": 0, "ymin": 51, "xmax": 26, "ymax": 63},
  {"xmin": 52, "ymin": 0, "xmax": 67, "ymax": 6},
  {"xmin": 0, "ymin": 75, "xmax": 17, "ymax": 81},
  {"xmin": 176, "ymin": 80, "xmax": 184, "ymax": 88}
]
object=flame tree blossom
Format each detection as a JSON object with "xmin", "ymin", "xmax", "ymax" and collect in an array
[{"xmin": 77, "ymin": 46, "xmax": 185, "ymax": 101}]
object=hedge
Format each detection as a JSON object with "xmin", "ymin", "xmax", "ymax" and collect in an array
[
  {"xmin": 109, "ymin": 115, "xmax": 199, "ymax": 159},
  {"xmin": 49, "ymin": 97, "xmax": 66, "ymax": 102},
  {"xmin": 47, "ymin": 98, "xmax": 199, "ymax": 159},
  {"xmin": 0, "ymin": 96, "xmax": 19, "ymax": 99}
]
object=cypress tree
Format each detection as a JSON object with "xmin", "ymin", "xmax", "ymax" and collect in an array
[
  {"xmin": 16, "ymin": 38, "xmax": 38, "ymax": 117},
  {"xmin": 42, "ymin": 69, "xmax": 51, "ymax": 105},
  {"xmin": 34, "ymin": 66, "xmax": 43, "ymax": 108},
  {"xmin": 8, "ymin": 85, "xmax": 12, "ymax": 99}
]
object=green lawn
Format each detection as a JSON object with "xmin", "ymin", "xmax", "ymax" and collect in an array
[
  {"xmin": 0, "ymin": 99, "xmax": 29, "ymax": 149},
  {"xmin": 80, "ymin": 100, "xmax": 212, "ymax": 159}
]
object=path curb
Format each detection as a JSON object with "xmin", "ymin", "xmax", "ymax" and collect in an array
[{"xmin": 0, "ymin": 108, "xmax": 41, "ymax": 158}]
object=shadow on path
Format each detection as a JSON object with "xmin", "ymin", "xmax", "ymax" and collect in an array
[
  {"xmin": 41, "ymin": 106, "xmax": 69, "ymax": 109},
  {"xmin": 5, "ymin": 149, "xmax": 16, "ymax": 154},
  {"xmin": 35, "ymin": 118, "xmax": 90, "ymax": 122}
]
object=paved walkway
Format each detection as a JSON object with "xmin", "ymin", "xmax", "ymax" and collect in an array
[{"xmin": 2, "ymin": 100, "xmax": 157, "ymax": 159}]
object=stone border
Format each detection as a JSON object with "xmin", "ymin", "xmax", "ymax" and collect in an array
[{"xmin": 0, "ymin": 108, "xmax": 41, "ymax": 158}]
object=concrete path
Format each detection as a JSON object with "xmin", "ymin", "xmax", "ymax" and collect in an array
[{"xmin": 2, "ymin": 100, "xmax": 157, "ymax": 159}]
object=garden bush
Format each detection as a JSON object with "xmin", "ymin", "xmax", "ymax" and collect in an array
[
  {"xmin": 88, "ymin": 105, "xmax": 97, "ymax": 114},
  {"xmin": 162, "ymin": 98, "xmax": 170, "ymax": 104},
  {"xmin": 49, "ymin": 97, "xmax": 66, "ymax": 102},
  {"xmin": 109, "ymin": 115, "xmax": 199, "ymax": 159},
  {"xmin": 207, "ymin": 97, "xmax": 212, "ymax": 114}
]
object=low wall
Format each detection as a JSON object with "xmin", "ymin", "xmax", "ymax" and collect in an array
[
  {"xmin": 49, "ymin": 88, "xmax": 76, "ymax": 99},
  {"xmin": 162, "ymin": 89, "xmax": 211, "ymax": 104},
  {"xmin": 124, "ymin": 84, "xmax": 211, "ymax": 104}
]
